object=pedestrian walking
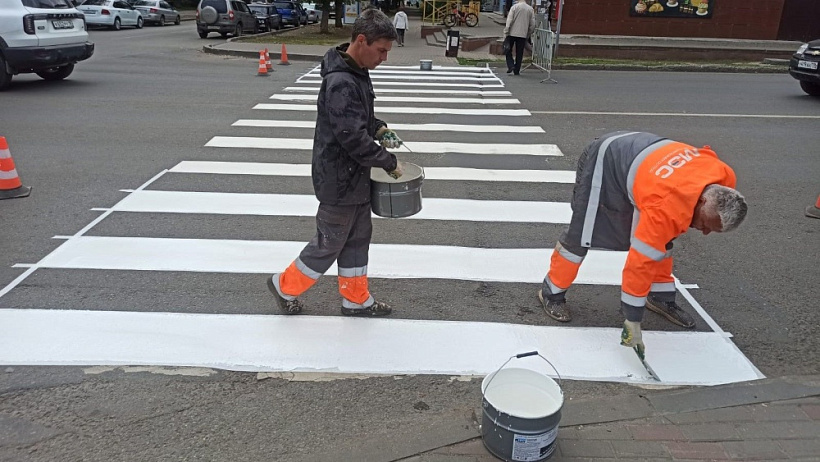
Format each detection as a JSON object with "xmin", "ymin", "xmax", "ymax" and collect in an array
[
  {"xmin": 538, "ymin": 131, "xmax": 747, "ymax": 358},
  {"xmin": 392, "ymin": 6, "xmax": 408, "ymax": 47},
  {"xmin": 503, "ymin": 0, "xmax": 535, "ymax": 75},
  {"xmin": 267, "ymin": 8, "xmax": 405, "ymax": 317}
]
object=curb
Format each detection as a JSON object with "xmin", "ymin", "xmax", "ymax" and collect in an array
[{"xmin": 202, "ymin": 43, "xmax": 318, "ymax": 63}]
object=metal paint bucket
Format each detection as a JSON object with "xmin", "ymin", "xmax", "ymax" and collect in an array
[
  {"xmin": 420, "ymin": 59, "xmax": 433, "ymax": 71},
  {"xmin": 481, "ymin": 351, "xmax": 564, "ymax": 462},
  {"xmin": 370, "ymin": 162, "xmax": 424, "ymax": 218}
]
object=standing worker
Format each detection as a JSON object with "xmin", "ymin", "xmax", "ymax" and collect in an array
[
  {"xmin": 267, "ymin": 8, "xmax": 404, "ymax": 317},
  {"xmin": 392, "ymin": 6, "xmax": 408, "ymax": 47},
  {"xmin": 538, "ymin": 131, "xmax": 747, "ymax": 357},
  {"xmin": 503, "ymin": 0, "xmax": 535, "ymax": 75}
]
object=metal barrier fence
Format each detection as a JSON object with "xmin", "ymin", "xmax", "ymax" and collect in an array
[{"xmin": 523, "ymin": 15, "xmax": 557, "ymax": 83}]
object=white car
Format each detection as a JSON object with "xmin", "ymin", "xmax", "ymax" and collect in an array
[
  {"xmin": 301, "ymin": 2, "xmax": 320, "ymax": 23},
  {"xmin": 78, "ymin": 0, "xmax": 144, "ymax": 30},
  {"xmin": 0, "ymin": 0, "xmax": 95, "ymax": 90}
]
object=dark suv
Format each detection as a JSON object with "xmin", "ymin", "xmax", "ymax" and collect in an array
[
  {"xmin": 196, "ymin": 0, "xmax": 258, "ymax": 38},
  {"xmin": 273, "ymin": 1, "xmax": 306, "ymax": 27},
  {"xmin": 248, "ymin": 3, "xmax": 282, "ymax": 32},
  {"xmin": 788, "ymin": 39, "xmax": 820, "ymax": 97}
]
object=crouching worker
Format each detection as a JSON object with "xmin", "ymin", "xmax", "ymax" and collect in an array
[
  {"xmin": 538, "ymin": 131, "xmax": 747, "ymax": 358},
  {"xmin": 267, "ymin": 8, "xmax": 404, "ymax": 317}
]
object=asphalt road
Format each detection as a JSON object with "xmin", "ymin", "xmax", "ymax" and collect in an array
[{"xmin": 0, "ymin": 22, "xmax": 818, "ymax": 461}]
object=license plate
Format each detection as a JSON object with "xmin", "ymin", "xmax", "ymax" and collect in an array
[
  {"xmin": 52, "ymin": 20, "xmax": 74, "ymax": 29},
  {"xmin": 798, "ymin": 60, "xmax": 818, "ymax": 70}
]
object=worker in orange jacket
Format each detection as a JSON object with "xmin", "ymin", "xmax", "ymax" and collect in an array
[{"xmin": 538, "ymin": 131, "xmax": 748, "ymax": 358}]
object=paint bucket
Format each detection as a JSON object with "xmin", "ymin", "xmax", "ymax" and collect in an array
[
  {"xmin": 419, "ymin": 59, "xmax": 433, "ymax": 71},
  {"xmin": 370, "ymin": 162, "xmax": 424, "ymax": 218},
  {"xmin": 481, "ymin": 351, "xmax": 564, "ymax": 462}
]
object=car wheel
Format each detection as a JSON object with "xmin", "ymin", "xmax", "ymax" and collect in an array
[
  {"xmin": 35, "ymin": 64, "xmax": 74, "ymax": 81},
  {"xmin": 159, "ymin": 15, "xmax": 165, "ymax": 26},
  {"xmin": 0, "ymin": 55, "xmax": 12, "ymax": 91},
  {"xmin": 799, "ymin": 81, "xmax": 820, "ymax": 97},
  {"xmin": 136, "ymin": 17, "xmax": 144, "ymax": 28},
  {"xmin": 220, "ymin": 31, "xmax": 228, "ymax": 38},
  {"xmin": 174, "ymin": 15, "xmax": 181, "ymax": 25},
  {"xmin": 234, "ymin": 23, "xmax": 242, "ymax": 37},
  {"xmin": 198, "ymin": 29, "xmax": 208, "ymax": 38},
  {"xmin": 112, "ymin": 17, "xmax": 121, "ymax": 30}
]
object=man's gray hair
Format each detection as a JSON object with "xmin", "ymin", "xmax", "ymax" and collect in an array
[
  {"xmin": 703, "ymin": 184, "xmax": 748, "ymax": 232},
  {"xmin": 352, "ymin": 8, "xmax": 397, "ymax": 44}
]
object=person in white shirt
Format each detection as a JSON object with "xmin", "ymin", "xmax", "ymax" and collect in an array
[
  {"xmin": 392, "ymin": 6, "xmax": 409, "ymax": 47},
  {"xmin": 503, "ymin": 0, "xmax": 536, "ymax": 75}
]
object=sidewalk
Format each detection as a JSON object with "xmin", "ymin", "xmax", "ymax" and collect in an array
[{"xmin": 339, "ymin": 375, "xmax": 820, "ymax": 461}]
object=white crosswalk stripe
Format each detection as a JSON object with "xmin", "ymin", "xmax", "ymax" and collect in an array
[{"xmin": 0, "ymin": 66, "xmax": 761, "ymax": 387}]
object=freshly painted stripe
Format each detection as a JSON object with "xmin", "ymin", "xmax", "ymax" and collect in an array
[
  {"xmin": 109, "ymin": 191, "xmax": 573, "ymax": 224},
  {"xmin": 232, "ymin": 120, "xmax": 544, "ymax": 133},
  {"xmin": 269, "ymin": 94, "xmax": 521, "ymax": 105},
  {"xmin": 33, "ymin": 236, "xmax": 626, "ymax": 285},
  {"xmin": 205, "ymin": 136, "xmax": 562, "ymax": 156},
  {"xmin": 530, "ymin": 110, "xmax": 820, "ymax": 120},
  {"xmin": 306, "ymin": 69, "xmax": 496, "ymax": 77},
  {"xmin": 283, "ymin": 87, "xmax": 513, "ymax": 96},
  {"xmin": 169, "ymin": 161, "xmax": 575, "ymax": 183},
  {"xmin": 298, "ymin": 74, "xmax": 500, "ymax": 82},
  {"xmin": 365, "ymin": 65, "xmax": 494, "ymax": 72},
  {"xmin": 253, "ymin": 104, "xmax": 531, "ymax": 116},
  {"xmin": 0, "ymin": 309, "xmax": 762, "ymax": 385}
]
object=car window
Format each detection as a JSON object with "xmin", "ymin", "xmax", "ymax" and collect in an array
[
  {"xmin": 249, "ymin": 5, "xmax": 265, "ymax": 13},
  {"xmin": 21, "ymin": 0, "xmax": 74, "ymax": 7},
  {"xmin": 200, "ymin": 0, "xmax": 227, "ymax": 12},
  {"xmin": 236, "ymin": 1, "xmax": 250, "ymax": 12},
  {"xmin": 274, "ymin": 2, "xmax": 293, "ymax": 9},
  {"xmin": 81, "ymin": 0, "xmax": 107, "ymax": 5},
  {"xmin": 113, "ymin": 1, "xmax": 129, "ymax": 7},
  {"xmin": 133, "ymin": 0, "xmax": 154, "ymax": 5},
  {"xmin": 159, "ymin": 1, "xmax": 171, "ymax": 8}
]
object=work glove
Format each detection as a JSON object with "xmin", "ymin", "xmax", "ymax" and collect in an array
[
  {"xmin": 376, "ymin": 127, "xmax": 403, "ymax": 149},
  {"xmin": 385, "ymin": 160, "xmax": 404, "ymax": 180},
  {"xmin": 620, "ymin": 320, "xmax": 646, "ymax": 360}
]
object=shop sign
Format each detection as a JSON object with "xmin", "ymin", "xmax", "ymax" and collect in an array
[{"xmin": 631, "ymin": 0, "xmax": 714, "ymax": 18}]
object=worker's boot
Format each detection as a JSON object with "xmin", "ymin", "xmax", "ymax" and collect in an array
[
  {"xmin": 341, "ymin": 300, "xmax": 392, "ymax": 317},
  {"xmin": 267, "ymin": 275, "xmax": 304, "ymax": 314},
  {"xmin": 538, "ymin": 289, "xmax": 571, "ymax": 322},
  {"xmin": 645, "ymin": 296, "xmax": 695, "ymax": 328}
]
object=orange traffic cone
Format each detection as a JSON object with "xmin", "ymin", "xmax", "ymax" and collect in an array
[
  {"xmin": 264, "ymin": 48, "xmax": 273, "ymax": 73},
  {"xmin": 257, "ymin": 50, "xmax": 269, "ymax": 76},
  {"xmin": 279, "ymin": 43, "xmax": 290, "ymax": 65},
  {"xmin": 806, "ymin": 194, "xmax": 820, "ymax": 219},
  {"xmin": 0, "ymin": 137, "xmax": 31, "ymax": 200}
]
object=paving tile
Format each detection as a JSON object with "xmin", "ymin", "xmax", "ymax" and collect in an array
[
  {"xmin": 421, "ymin": 455, "xmax": 480, "ymax": 462},
  {"xmin": 747, "ymin": 403, "xmax": 812, "ymax": 421},
  {"xmin": 663, "ymin": 411, "xmax": 704, "ymax": 425},
  {"xmin": 678, "ymin": 422, "xmax": 741, "ymax": 442},
  {"xmin": 664, "ymin": 441, "xmax": 729, "ymax": 460},
  {"xmin": 800, "ymin": 403, "xmax": 820, "ymax": 420},
  {"xmin": 611, "ymin": 439, "xmax": 669, "ymax": 458},
  {"xmin": 722, "ymin": 440, "xmax": 788, "ymax": 460},
  {"xmin": 557, "ymin": 439, "xmax": 615, "ymax": 458},
  {"xmin": 735, "ymin": 421, "xmax": 820, "ymax": 440},
  {"xmin": 555, "ymin": 426, "xmax": 580, "ymax": 440},
  {"xmin": 574, "ymin": 423, "xmax": 631, "ymax": 440},
  {"xmin": 684, "ymin": 406, "xmax": 756, "ymax": 423},
  {"xmin": 779, "ymin": 438, "xmax": 820, "ymax": 458},
  {"xmin": 628, "ymin": 424, "xmax": 686, "ymax": 441},
  {"xmin": 445, "ymin": 439, "xmax": 489, "ymax": 456}
]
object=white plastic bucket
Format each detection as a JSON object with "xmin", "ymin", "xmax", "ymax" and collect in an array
[
  {"xmin": 420, "ymin": 59, "xmax": 433, "ymax": 70},
  {"xmin": 481, "ymin": 352, "xmax": 564, "ymax": 461}
]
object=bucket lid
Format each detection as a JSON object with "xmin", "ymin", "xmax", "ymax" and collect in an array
[
  {"xmin": 482, "ymin": 368, "xmax": 563, "ymax": 418},
  {"xmin": 370, "ymin": 162, "xmax": 424, "ymax": 184}
]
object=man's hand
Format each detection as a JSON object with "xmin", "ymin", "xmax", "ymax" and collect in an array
[
  {"xmin": 386, "ymin": 160, "xmax": 404, "ymax": 180},
  {"xmin": 376, "ymin": 127, "xmax": 403, "ymax": 149},
  {"xmin": 620, "ymin": 320, "xmax": 646, "ymax": 360}
]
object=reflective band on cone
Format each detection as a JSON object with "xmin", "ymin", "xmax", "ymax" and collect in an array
[
  {"xmin": 257, "ymin": 51, "xmax": 269, "ymax": 76},
  {"xmin": 0, "ymin": 136, "xmax": 32, "ymax": 200}
]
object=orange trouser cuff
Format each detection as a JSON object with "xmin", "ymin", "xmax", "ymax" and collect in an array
[
  {"xmin": 338, "ymin": 275, "xmax": 370, "ymax": 305},
  {"xmin": 279, "ymin": 261, "xmax": 318, "ymax": 297},
  {"xmin": 548, "ymin": 248, "xmax": 583, "ymax": 291}
]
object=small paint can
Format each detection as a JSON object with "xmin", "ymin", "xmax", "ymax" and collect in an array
[
  {"xmin": 370, "ymin": 162, "xmax": 424, "ymax": 218},
  {"xmin": 481, "ymin": 351, "xmax": 564, "ymax": 461},
  {"xmin": 419, "ymin": 59, "xmax": 433, "ymax": 71}
]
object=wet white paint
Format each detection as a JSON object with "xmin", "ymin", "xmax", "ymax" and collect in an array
[
  {"xmin": 169, "ymin": 161, "xmax": 575, "ymax": 183},
  {"xmin": 282, "ymin": 87, "xmax": 513, "ymax": 96},
  {"xmin": 253, "ymin": 103, "xmax": 530, "ymax": 116},
  {"xmin": 205, "ymin": 136, "xmax": 560, "ymax": 156},
  {"xmin": 298, "ymin": 74, "xmax": 500, "ymax": 82},
  {"xmin": 108, "ymin": 190, "xmax": 573, "ymax": 224},
  {"xmin": 0, "ymin": 309, "xmax": 763, "ymax": 386},
  {"xmin": 231, "ymin": 120, "xmax": 544, "ymax": 133},
  {"xmin": 482, "ymin": 368, "xmax": 563, "ymax": 418},
  {"xmin": 269, "ymin": 94, "xmax": 521, "ymax": 105},
  {"xmin": 307, "ymin": 69, "xmax": 496, "ymax": 78}
]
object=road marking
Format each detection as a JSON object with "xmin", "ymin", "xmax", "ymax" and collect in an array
[
  {"xmin": 108, "ymin": 190, "xmax": 573, "ymax": 224},
  {"xmin": 0, "ymin": 309, "xmax": 762, "ymax": 386},
  {"xmin": 283, "ymin": 87, "xmax": 513, "ymax": 96},
  {"xmin": 169, "ymin": 161, "xmax": 575, "ymax": 183},
  {"xmin": 253, "ymin": 103, "xmax": 531, "ymax": 116},
  {"xmin": 29, "ymin": 236, "xmax": 624, "ymax": 285},
  {"xmin": 232, "ymin": 120, "xmax": 544, "ymax": 133},
  {"xmin": 269, "ymin": 94, "xmax": 521, "ymax": 105},
  {"xmin": 530, "ymin": 110, "xmax": 820, "ymax": 119},
  {"xmin": 347, "ymin": 64, "xmax": 495, "ymax": 72},
  {"xmin": 307, "ymin": 69, "xmax": 498, "ymax": 78},
  {"xmin": 205, "ymin": 136, "xmax": 562, "ymax": 156},
  {"xmin": 298, "ymin": 74, "xmax": 500, "ymax": 82}
]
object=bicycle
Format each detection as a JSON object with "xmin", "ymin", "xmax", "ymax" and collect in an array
[{"xmin": 443, "ymin": 4, "xmax": 478, "ymax": 28}]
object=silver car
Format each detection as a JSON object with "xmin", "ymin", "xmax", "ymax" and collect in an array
[{"xmin": 133, "ymin": 0, "xmax": 181, "ymax": 26}]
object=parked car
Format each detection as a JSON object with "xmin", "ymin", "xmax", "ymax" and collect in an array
[
  {"xmin": 0, "ymin": 0, "xmax": 94, "ymax": 91},
  {"xmin": 78, "ymin": 0, "xmax": 145, "ymax": 30},
  {"xmin": 133, "ymin": 0, "xmax": 181, "ymax": 26},
  {"xmin": 196, "ymin": 0, "xmax": 258, "ymax": 38},
  {"xmin": 788, "ymin": 39, "xmax": 820, "ymax": 97},
  {"xmin": 301, "ymin": 3, "xmax": 320, "ymax": 23},
  {"xmin": 248, "ymin": 3, "xmax": 282, "ymax": 32},
  {"xmin": 273, "ymin": 1, "xmax": 306, "ymax": 27}
]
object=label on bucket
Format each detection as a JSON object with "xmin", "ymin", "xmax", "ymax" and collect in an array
[{"xmin": 511, "ymin": 427, "xmax": 557, "ymax": 461}]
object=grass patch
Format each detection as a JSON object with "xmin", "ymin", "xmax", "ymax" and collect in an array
[{"xmin": 241, "ymin": 24, "xmax": 352, "ymax": 45}]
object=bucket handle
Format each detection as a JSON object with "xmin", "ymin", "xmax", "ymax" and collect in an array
[{"xmin": 485, "ymin": 350, "xmax": 562, "ymax": 392}]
